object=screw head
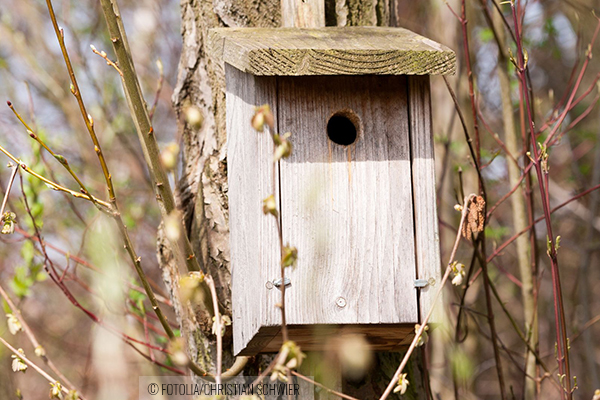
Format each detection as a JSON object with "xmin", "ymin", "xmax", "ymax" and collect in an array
[
  {"xmin": 265, "ymin": 281, "xmax": 274, "ymax": 290},
  {"xmin": 335, "ymin": 296, "xmax": 347, "ymax": 308},
  {"xmin": 273, "ymin": 277, "xmax": 291, "ymax": 289}
]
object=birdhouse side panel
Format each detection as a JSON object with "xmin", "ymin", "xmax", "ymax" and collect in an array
[
  {"xmin": 225, "ymin": 65, "xmax": 281, "ymax": 356},
  {"xmin": 408, "ymin": 75, "xmax": 442, "ymax": 323},
  {"xmin": 271, "ymin": 75, "xmax": 419, "ymax": 328}
]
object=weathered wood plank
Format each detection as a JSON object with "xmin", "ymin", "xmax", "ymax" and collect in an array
[
  {"xmin": 209, "ymin": 27, "xmax": 456, "ymax": 76},
  {"xmin": 238, "ymin": 324, "xmax": 415, "ymax": 355},
  {"xmin": 281, "ymin": 0, "xmax": 325, "ymax": 28},
  {"xmin": 228, "ymin": 59, "xmax": 442, "ymax": 356},
  {"xmin": 408, "ymin": 75, "xmax": 442, "ymax": 323},
  {"xmin": 272, "ymin": 75, "xmax": 418, "ymax": 332},
  {"xmin": 226, "ymin": 65, "xmax": 280, "ymax": 356}
]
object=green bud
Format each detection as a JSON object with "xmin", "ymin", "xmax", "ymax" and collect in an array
[
  {"xmin": 54, "ymin": 154, "xmax": 68, "ymax": 166},
  {"xmin": 262, "ymin": 195, "xmax": 278, "ymax": 217},
  {"xmin": 11, "ymin": 349, "xmax": 27, "ymax": 373},
  {"xmin": 251, "ymin": 105, "xmax": 274, "ymax": 132},
  {"xmin": 1, "ymin": 212, "xmax": 16, "ymax": 235},
  {"xmin": 49, "ymin": 382, "xmax": 62, "ymax": 399},
  {"xmin": 273, "ymin": 132, "xmax": 292, "ymax": 161},
  {"xmin": 281, "ymin": 246, "xmax": 298, "ymax": 268}
]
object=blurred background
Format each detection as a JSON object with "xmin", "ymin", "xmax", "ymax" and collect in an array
[
  {"xmin": 0, "ymin": 0, "xmax": 599, "ymax": 399},
  {"xmin": 0, "ymin": 0, "xmax": 183, "ymax": 397}
]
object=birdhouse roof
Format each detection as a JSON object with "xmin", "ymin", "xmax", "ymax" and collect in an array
[{"xmin": 209, "ymin": 27, "xmax": 455, "ymax": 76}]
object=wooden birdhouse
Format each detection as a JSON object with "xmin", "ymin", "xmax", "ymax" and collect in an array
[{"xmin": 210, "ymin": 27, "xmax": 456, "ymax": 356}]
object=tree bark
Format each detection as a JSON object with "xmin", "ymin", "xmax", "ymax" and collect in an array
[{"xmin": 167, "ymin": 0, "xmax": 429, "ymax": 397}]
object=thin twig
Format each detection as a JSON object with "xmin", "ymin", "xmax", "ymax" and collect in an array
[
  {"xmin": 97, "ymin": 2, "xmax": 216, "ymax": 348},
  {"xmin": 149, "ymin": 59, "xmax": 164, "ymax": 121},
  {"xmin": 0, "ymin": 143, "xmax": 111, "ymax": 209},
  {"xmin": 486, "ymin": 162, "xmax": 533, "ymax": 219},
  {"xmin": 442, "ymin": 77, "xmax": 486, "ymax": 192},
  {"xmin": 45, "ymin": 0, "xmax": 176, "ymax": 341},
  {"xmin": 488, "ymin": 182, "xmax": 600, "ymax": 263},
  {"xmin": 459, "ymin": 0, "xmax": 482, "ymax": 172},
  {"xmin": 205, "ymin": 275, "xmax": 222, "ymax": 384},
  {"xmin": 267, "ymin": 125, "xmax": 289, "ymax": 343},
  {"xmin": 543, "ymin": 21, "xmax": 600, "ymax": 147},
  {"xmin": 510, "ymin": 4, "xmax": 577, "ymax": 396},
  {"xmin": 18, "ymin": 172, "xmax": 169, "ymax": 354},
  {"xmin": 380, "ymin": 194, "xmax": 476, "ymax": 400},
  {"xmin": 222, "ymin": 356, "xmax": 249, "ymax": 378},
  {"xmin": 548, "ymin": 94, "xmax": 600, "ymax": 148},
  {"xmin": 7, "ymin": 101, "xmax": 99, "ymax": 208},
  {"xmin": 291, "ymin": 371, "xmax": 360, "ymax": 400},
  {"xmin": 477, "ymin": 229, "xmax": 506, "ymax": 399},
  {"xmin": 90, "ymin": 44, "xmax": 123, "ymax": 76},
  {"xmin": 13, "ymin": 226, "xmax": 172, "ymax": 305},
  {"xmin": 0, "ymin": 336, "xmax": 84, "ymax": 399},
  {"xmin": 113, "ymin": 214, "xmax": 175, "ymax": 339},
  {"xmin": 0, "ymin": 164, "xmax": 18, "ymax": 217},
  {"xmin": 0, "ymin": 283, "xmax": 81, "ymax": 393},
  {"xmin": 45, "ymin": 0, "xmax": 116, "ymax": 202},
  {"xmin": 446, "ymin": 7, "xmax": 504, "ymax": 391}
]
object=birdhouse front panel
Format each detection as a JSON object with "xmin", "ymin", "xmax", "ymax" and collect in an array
[
  {"xmin": 267, "ymin": 75, "xmax": 417, "ymax": 330},
  {"xmin": 211, "ymin": 27, "xmax": 456, "ymax": 356}
]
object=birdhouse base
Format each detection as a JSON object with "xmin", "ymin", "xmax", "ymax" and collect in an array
[{"xmin": 238, "ymin": 324, "xmax": 415, "ymax": 356}]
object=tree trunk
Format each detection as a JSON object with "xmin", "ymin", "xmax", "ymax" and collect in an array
[{"xmin": 167, "ymin": 0, "xmax": 428, "ymax": 397}]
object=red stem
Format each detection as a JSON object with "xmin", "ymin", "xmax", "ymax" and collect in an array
[
  {"xmin": 543, "ymin": 23, "xmax": 600, "ymax": 146},
  {"xmin": 507, "ymin": 8, "xmax": 599, "ymax": 396},
  {"xmin": 17, "ymin": 173, "xmax": 170, "ymax": 356},
  {"xmin": 487, "ymin": 182, "xmax": 600, "ymax": 264}
]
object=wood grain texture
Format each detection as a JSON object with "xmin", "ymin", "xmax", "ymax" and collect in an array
[
  {"xmin": 228, "ymin": 73, "xmax": 442, "ymax": 356},
  {"xmin": 407, "ymin": 75, "xmax": 442, "ymax": 323},
  {"xmin": 171, "ymin": 0, "xmax": 280, "ymax": 378},
  {"xmin": 273, "ymin": 75, "xmax": 418, "ymax": 331},
  {"xmin": 225, "ymin": 65, "xmax": 281, "ymax": 356},
  {"xmin": 281, "ymin": 0, "xmax": 325, "ymax": 28},
  {"xmin": 209, "ymin": 27, "xmax": 456, "ymax": 76}
]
